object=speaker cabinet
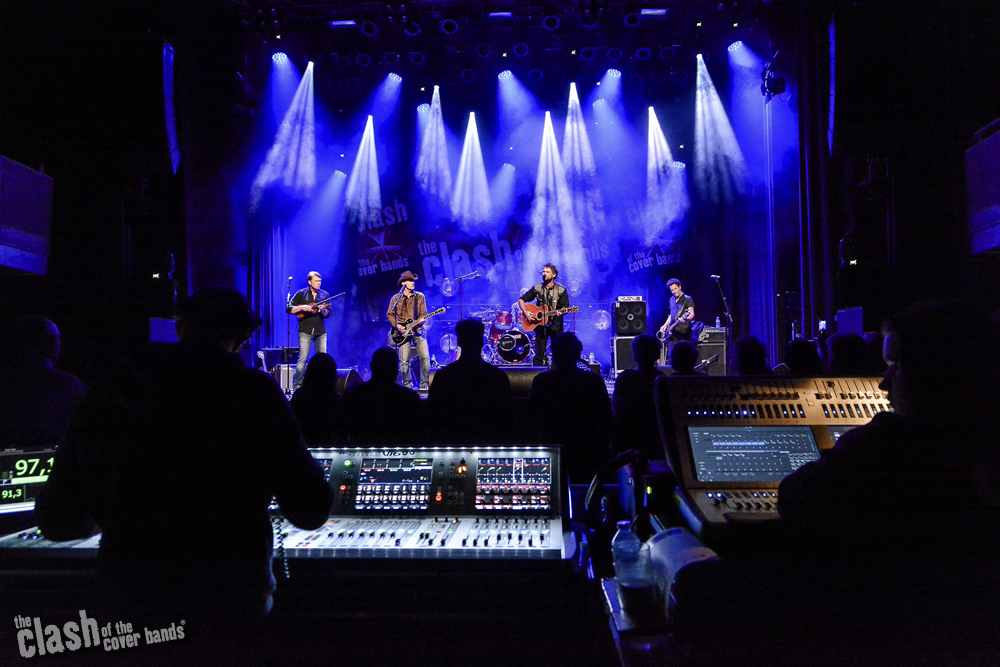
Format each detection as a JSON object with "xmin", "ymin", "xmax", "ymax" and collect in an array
[
  {"xmin": 274, "ymin": 366, "xmax": 363, "ymax": 394},
  {"xmin": 614, "ymin": 301, "xmax": 646, "ymax": 336},
  {"xmin": 613, "ymin": 336, "xmax": 636, "ymax": 376},
  {"xmin": 697, "ymin": 342, "xmax": 728, "ymax": 376}
]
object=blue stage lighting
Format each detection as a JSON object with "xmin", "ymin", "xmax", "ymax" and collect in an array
[
  {"xmin": 672, "ymin": 161, "xmax": 686, "ymax": 170},
  {"xmin": 580, "ymin": 47, "xmax": 596, "ymax": 61},
  {"xmin": 389, "ymin": 73, "xmax": 402, "ymax": 83},
  {"xmin": 728, "ymin": 41, "xmax": 744, "ymax": 52},
  {"xmin": 607, "ymin": 49, "xmax": 622, "ymax": 61},
  {"xmin": 529, "ymin": 69, "xmax": 543, "ymax": 82},
  {"xmin": 334, "ymin": 170, "xmax": 346, "ymax": 178},
  {"xmin": 607, "ymin": 69, "xmax": 622, "ymax": 78},
  {"xmin": 272, "ymin": 52, "xmax": 287, "ymax": 63},
  {"xmin": 503, "ymin": 163, "xmax": 515, "ymax": 171},
  {"xmin": 592, "ymin": 98, "xmax": 605, "ymax": 107},
  {"xmin": 417, "ymin": 103, "xmax": 430, "ymax": 113},
  {"xmin": 498, "ymin": 70, "xmax": 512, "ymax": 80}
]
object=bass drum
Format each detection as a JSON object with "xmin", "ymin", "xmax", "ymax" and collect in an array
[{"xmin": 497, "ymin": 330, "xmax": 532, "ymax": 364}]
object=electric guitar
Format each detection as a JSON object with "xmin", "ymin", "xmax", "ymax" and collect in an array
[
  {"xmin": 294, "ymin": 295, "xmax": 335, "ymax": 319},
  {"xmin": 657, "ymin": 307, "xmax": 693, "ymax": 340},
  {"xmin": 520, "ymin": 304, "xmax": 580, "ymax": 332},
  {"xmin": 390, "ymin": 307, "xmax": 446, "ymax": 345}
]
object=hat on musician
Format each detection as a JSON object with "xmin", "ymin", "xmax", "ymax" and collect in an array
[{"xmin": 398, "ymin": 270, "xmax": 419, "ymax": 286}]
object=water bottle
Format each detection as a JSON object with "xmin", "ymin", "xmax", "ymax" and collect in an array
[
  {"xmin": 588, "ymin": 352, "xmax": 596, "ymax": 364},
  {"xmin": 612, "ymin": 520, "xmax": 655, "ymax": 616},
  {"xmin": 715, "ymin": 317, "xmax": 721, "ymax": 328}
]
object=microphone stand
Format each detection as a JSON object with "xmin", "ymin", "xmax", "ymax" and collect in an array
[
  {"xmin": 711, "ymin": 275, "xmax": 732, "ymax": 374},
  {"xmin": 455, "ymin": 271, "xmax": 480, "ymax": 320},
  {"xmin": 285, "ymin": 277, "xmax": 294, "ymax": 396}
]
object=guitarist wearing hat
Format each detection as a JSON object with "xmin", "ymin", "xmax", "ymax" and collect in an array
[
  {"xmin": 519, "ymin": 263, "xmax": 571, "ymax": 367},
  {"xmin": 287, "ymin": 271, "xmax": 332, "ymax": 390},
  {"xmin": 387, "ymin": 270, "xmax": 431, "ymax": 390}
]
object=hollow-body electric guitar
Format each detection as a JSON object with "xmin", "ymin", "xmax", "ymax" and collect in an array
[{"xmin": 389, "ymin": 307, "xmax": 446, "ymax": 345}]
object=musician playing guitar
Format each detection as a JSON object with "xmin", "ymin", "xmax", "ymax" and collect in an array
[
  {"xmin": 519, "ymin": 263, "xmax": 570, "ymax": 367},
  {"xmin": 386, "ymin": 270, "xmax": 431, "ymax": 390},
  {"xmin": 657, "ymin": 278, "xmax": 695, "ymax": 344},
  {"xmin": 287, "ymin": 271, "xmax": 332, "ymax": 390}
]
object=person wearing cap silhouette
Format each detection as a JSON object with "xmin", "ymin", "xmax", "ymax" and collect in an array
[{"xmin": 386, "ymin": 270, "xmax": 431, "ymax": 390}]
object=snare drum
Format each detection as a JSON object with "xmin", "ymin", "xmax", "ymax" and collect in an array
[
  {"xmin": 488, "ymin": 324, "xmax": 504, "ymax": 345},
  {"xmin": 493, "ymin": 311, "xmax": 513, "ymax": 331},
  {"xmin": 497, "ymin": 330, "xmax": 532, "ymax": 364}
]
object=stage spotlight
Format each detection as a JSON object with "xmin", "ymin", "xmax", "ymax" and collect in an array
[
  {"xmin": 608, "ymin": 48, "xmax": 622, "ymax": 61},
  {"xmin": 498, "ymin": 69, "xmax": 512, "ymax": 80},
  {"xmin": 329, "ymin": 20, "xmax": 357, "ymax": 28},
  {"xmin": 728, "ymin": 41, "xmax": 743, "ymax": 52},
  {"xmin": 417, "ymin": 103, "xmax": 430, "ymax": 113},
  {"xmin": 451, "ymin": 112, "xmax": 492, "ymax": 230},
  {"xmin": 410, "ymin": 51, "xmax": 425, "ymax": 65},
  {"xmin": 514, "ymin": 43, "xmax": 529, "ymax": 57},
  {"xmin": 461, "ymin": 68, "xmax": 476, "ymax": 82},
  {"xmin": 389, "ymin": 72, "xmax": 402, "ymax": 83},
  {"xmin": 503, "ymin": 163, "xmax": 515, "ymax": 171},
  {"xmin": 529, "ymin": 69, "xmax": 543, "ymax": 82},
  {"xmin": 543, "ymin": 15, "xmax": 560, "ymax": 30},
  {"xmin": 694, "ymin": 53, "xmax": 747, "ymax": 203},
  {"xmin": 580, "ymin": 47, "xmax": 596, "ymax": 61},
  {"xmin": 415, "ymin": 85, "xmax": 452, "ymax": 207},
  {"xmin": 356, "ymin": 54, "xmax": 371, "ymax": 66},
  {"xmin": 272, "ymin": 52, "xmax": 287, "ymax": 63},
  {"xmin": 592, "ymin": 98, "xmax": 605, "ymax": 107},
  {"xmin": 672, "ymin": 161, "xmax": 686, "ymax": 170},
  {"xmin": 361, "ymin": 21, "xmax": 378, "ymax": 36},
  {"xmin": 404, "ymin": 21, "xmax": 420, "ymax": 36},
  {"xmin": 477, "ymin": 43, "xmax": 491, "ymax": 57},
  {"xmin": 659, "ymin": 46, "xmax": 675, "ymax": 60},
  {"xmin": 334, "ymin": 170, "xmax": 347, "ymax": 178},
  {"xmin": 624, "ymin": 12, "xmax": 640, "ymax": 27},
  {"xmin": 607, "ymin": 69, "xmax": 622, "ymax": 78},
  {"xmin": 385, "ymin": 51, "xmax": 399, "ymax": 64},
  {"xmin": 441, "ymin": 18, "xmax": 458, "ymax": 34},
  {"xmin": 636, "ymin": 47, "xmax": 652, "ymax": 60}
]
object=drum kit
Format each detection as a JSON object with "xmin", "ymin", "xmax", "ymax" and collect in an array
[{"xmin": 472, "ymin": 304, "xmax": 533, "ymax": 364}]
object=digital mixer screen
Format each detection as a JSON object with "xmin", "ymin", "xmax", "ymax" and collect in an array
[
  {"xmin": 0, "ymin": 448, "xmax": 57, "ymax": 514},
  {"xmin": 687, "ymin": 426, "xmax": 820, "ymax": 484}
]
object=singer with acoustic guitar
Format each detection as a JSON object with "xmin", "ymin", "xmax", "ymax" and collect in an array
[
  {"xmin": 519, "ymin": 263, "xmax": 571, "ymax": 367},
  {"xmin": 287, "ymin": 271, "xmax": 332, "ymax": 390},
  {"xmin": 386, "ymin": 270, "xmax": 432, "ymax": 390},
  {"xmin": 657, "ymin": 278, "xmax": 695, "ymax": 344}
]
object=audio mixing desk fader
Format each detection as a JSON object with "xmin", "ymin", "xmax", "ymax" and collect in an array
[
  {"xmin": 0, "ymin": 446, "xmax": 572, "ymax": 562},
  {"xmin": 655, "ymin": 376, "xmax": 889, "ymax": 542}
]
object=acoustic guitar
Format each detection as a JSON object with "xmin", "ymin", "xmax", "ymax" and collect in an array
[{"xmin": 520, "ymin": 304, "xmax": 580, "ymax": 332}]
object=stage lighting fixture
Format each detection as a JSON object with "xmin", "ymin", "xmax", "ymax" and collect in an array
[
  {"xmin": 641, "ymin": 9, "xmax": 668, "ymax": 16},
  {"xmin": 410, "ymin": 51, "xmax": 425, "ymax": 65},
  {"xmin": 580, "ymin": 47, "xmax": 596, "ymax": 61},
  {"xmin": 592, "ymin": 309, "xmax": 611, "ymax": 331},
  {"xmin": 385, "ymin": 51, "xmax": 399, "ymax": 64},
  {"xmin": 592, "ymin": 98, "xmax": 605, "ymax": 107},
  {"xmin": 356, "ymin": 54, "xmax": 371, "ymax": 66},
  {"xmin": 441, "ymin": 18, "xmax": 458, "ymax": 34},
  {"xmin": 329, "ymin": 20, "xmax": 357, "ymax": 27},
  {"xmin": 389, "ymin": 73, "xmax": 402, "ymax": 83},
  {"xmin": 728, "ymin": 40, "xmax": 744, "ymax": 52},
  {"xmin": 417, "ymin": 103, "xmax": 430, "ymax": 113},
  {"xmin": 404, "ymin": 21, "xmax": 420, "ymax": 36},
  {"xmin": 660, "ymin": 46, "xmax": 675, "ymax": 60},
  {"xmin": 529, "ymin": 69, "xmax": 543, "ymax": 82},
  {"xmin": 636, "ymin": 47, "xmax": 651, "ymax": 60},
  {"xmin": 272, "ymin": 52, "xmax": 287, "ymax": 63},
  {"xmin": 503, "ymin": 163, "xmax": 515, "ymax": 171},
  {"xmin": 607, "ymin": 48, "xmax": 622, "ymax": 61},
  {"xmin": 489, "ymin": 12, "xmax": 513, "ymax": 19},
  {"xmin": 477, "ymin": 43, "xmax": 491, "ymax": 57},
  {"xmin": 672, "ymin": 161, "xmax": 686, "ymax": 169},
  {"xmin": 462, "ymin": 68, "xmax": 476, "ymax": 82},
  {"xmin": 761, "ymin": 71, "xmax": 786, "ymax": 98},
  {"xmin": 582, "ymin": 12, "xmax": 598, "ymax": 28},
  {"xmin": 607, "ymin": 69, "xmax": 621, "ymax": 78},
  {"xmin": 543, "ymin": 15, "xmax": 560, "ymax": 30},
  {"xmin": 624, "ymin": 13, "xmax": 640, "ymax": 27},
  {"xmin": 361, "ymin": 21, "xmax": 378, "ymax": 36},
  {"xmin": 439, "ymin": 332, "xmax": 457, "ymax": 352},
  {"xmin": 498, "ymin": 70, "xmax": 512, "ymax": 80},
  {"xmin": 335, "ymin": 170, "xmax": 346, "ymax": 178},
  {"xmin": 514, "ymin": 43, "xmax": 529, "ymax": 57}
]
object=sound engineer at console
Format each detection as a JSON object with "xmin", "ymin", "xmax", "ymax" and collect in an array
[{"xmin": 35, "ymin": 289, "xmax": 334, "ymax": 629}]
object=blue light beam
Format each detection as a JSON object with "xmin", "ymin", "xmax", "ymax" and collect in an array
[
  {"xmin": 345, "ymin": 115, "xmax": 382, "ymax": 232},
  {"xmin": 414, "ymin": 86, "xmax": 453, "ymax": 207},
  {"xmin": 694, "ymin": 54, "xmax": 747, "ymax": 203},
  {"xmin": 250, "ymin": 61, "xmax": 316, "ymax": 211},
  {"xmin": 562, "ymin": 82, "xmax": 606, "ymax": 243},
  {"xmin": 646, "ymin": 107, "xmax": 690, "ymax": 241},
  {"xmin": 451, "ymin": 112, "xmax": 493, "ymax": 231}
]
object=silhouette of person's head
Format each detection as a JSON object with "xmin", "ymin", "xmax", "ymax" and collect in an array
[
  {"xmin": 670, "ymin": 340, "xmax": 700, "ymax": 374},
  {"xmin": 8, "ymin": 315, "xmax": 62, "ymax": 363},
  {"xmin": 551, "ymin": 332, "xmax": 583, "ymax": 370},
  {"xmin": 825, "ymin": 332, "xmax": 867, "ymax": 376},
  {"xmin": 455, "ymin": 319, "xmax": 485, "ymax": 354},
  {"xmin": 631, "ymin": 333, "xmax": 661, "ymax": 369},
  {"xmin": 301, "ymin": 352, "xmax": 338, "ymax": 391},
  {"xmin": 784, "ymin": 338, "xmax": 824, "ymax": 376},
  {"xmin": 175, "ymin": 288, "xmax": 262, "ymax": 353},
  {"xmin": 733, "ymin": 335, "xmax": 770, "ymax": 375},
  {"xmin": 369, "ymin": 346, "xmax": 399, "ymax": 382},
  {"xmin": 863, "ymin": 331, "xmax": 888, "ymax": 376}
]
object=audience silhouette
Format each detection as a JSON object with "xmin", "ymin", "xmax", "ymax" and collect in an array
[
  {"xmin": 290, "ymin": 352, "xmax": 343, "ymax": 447},
  {"xmin": 341, "ymin": 346, "xmax": 424, "ymax": 446}
]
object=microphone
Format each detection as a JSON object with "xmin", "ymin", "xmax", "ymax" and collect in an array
[
  {"xmin": 473, "ymin": 271, "xmax": 481, "ymax": 279},
  {"xmin": 710, "ymin": 274, "xmax": 721, "ymax": 280}
]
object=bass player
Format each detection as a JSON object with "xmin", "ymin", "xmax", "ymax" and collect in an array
[
  {"xmin": 287, "ymin": 270, "xmax": 332, "ymax": 390},
  {"xmin": 519, "ymin": 263, "xmax": 570, "ymax": 367}
]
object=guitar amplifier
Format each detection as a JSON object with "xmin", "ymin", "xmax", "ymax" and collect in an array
[{"xmin": 698, "ymin": 327, "xmax": 728, "ymax": 344}]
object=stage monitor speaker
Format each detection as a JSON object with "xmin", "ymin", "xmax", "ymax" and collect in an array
[
  {"xmin": 273, "ymin": 366, "xmax": 362, "ymax": 394},
  {"xmin": 697, "ymin": 342, "xmax": 727, "ymax": 376},
  {"xmin": 428, "ymin": 366, "xmax": 546, "ymax": 399},
  {"xmin": 614, "ymin": 302, "xmax": 646, "ymax": 336},
  {"xmin": 613, "ymin": 336, "xmax": 636, "ymax": 376},
  {"xmin": 335, "ymin": 368, "xmax": 363, "ymax": 395}
]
